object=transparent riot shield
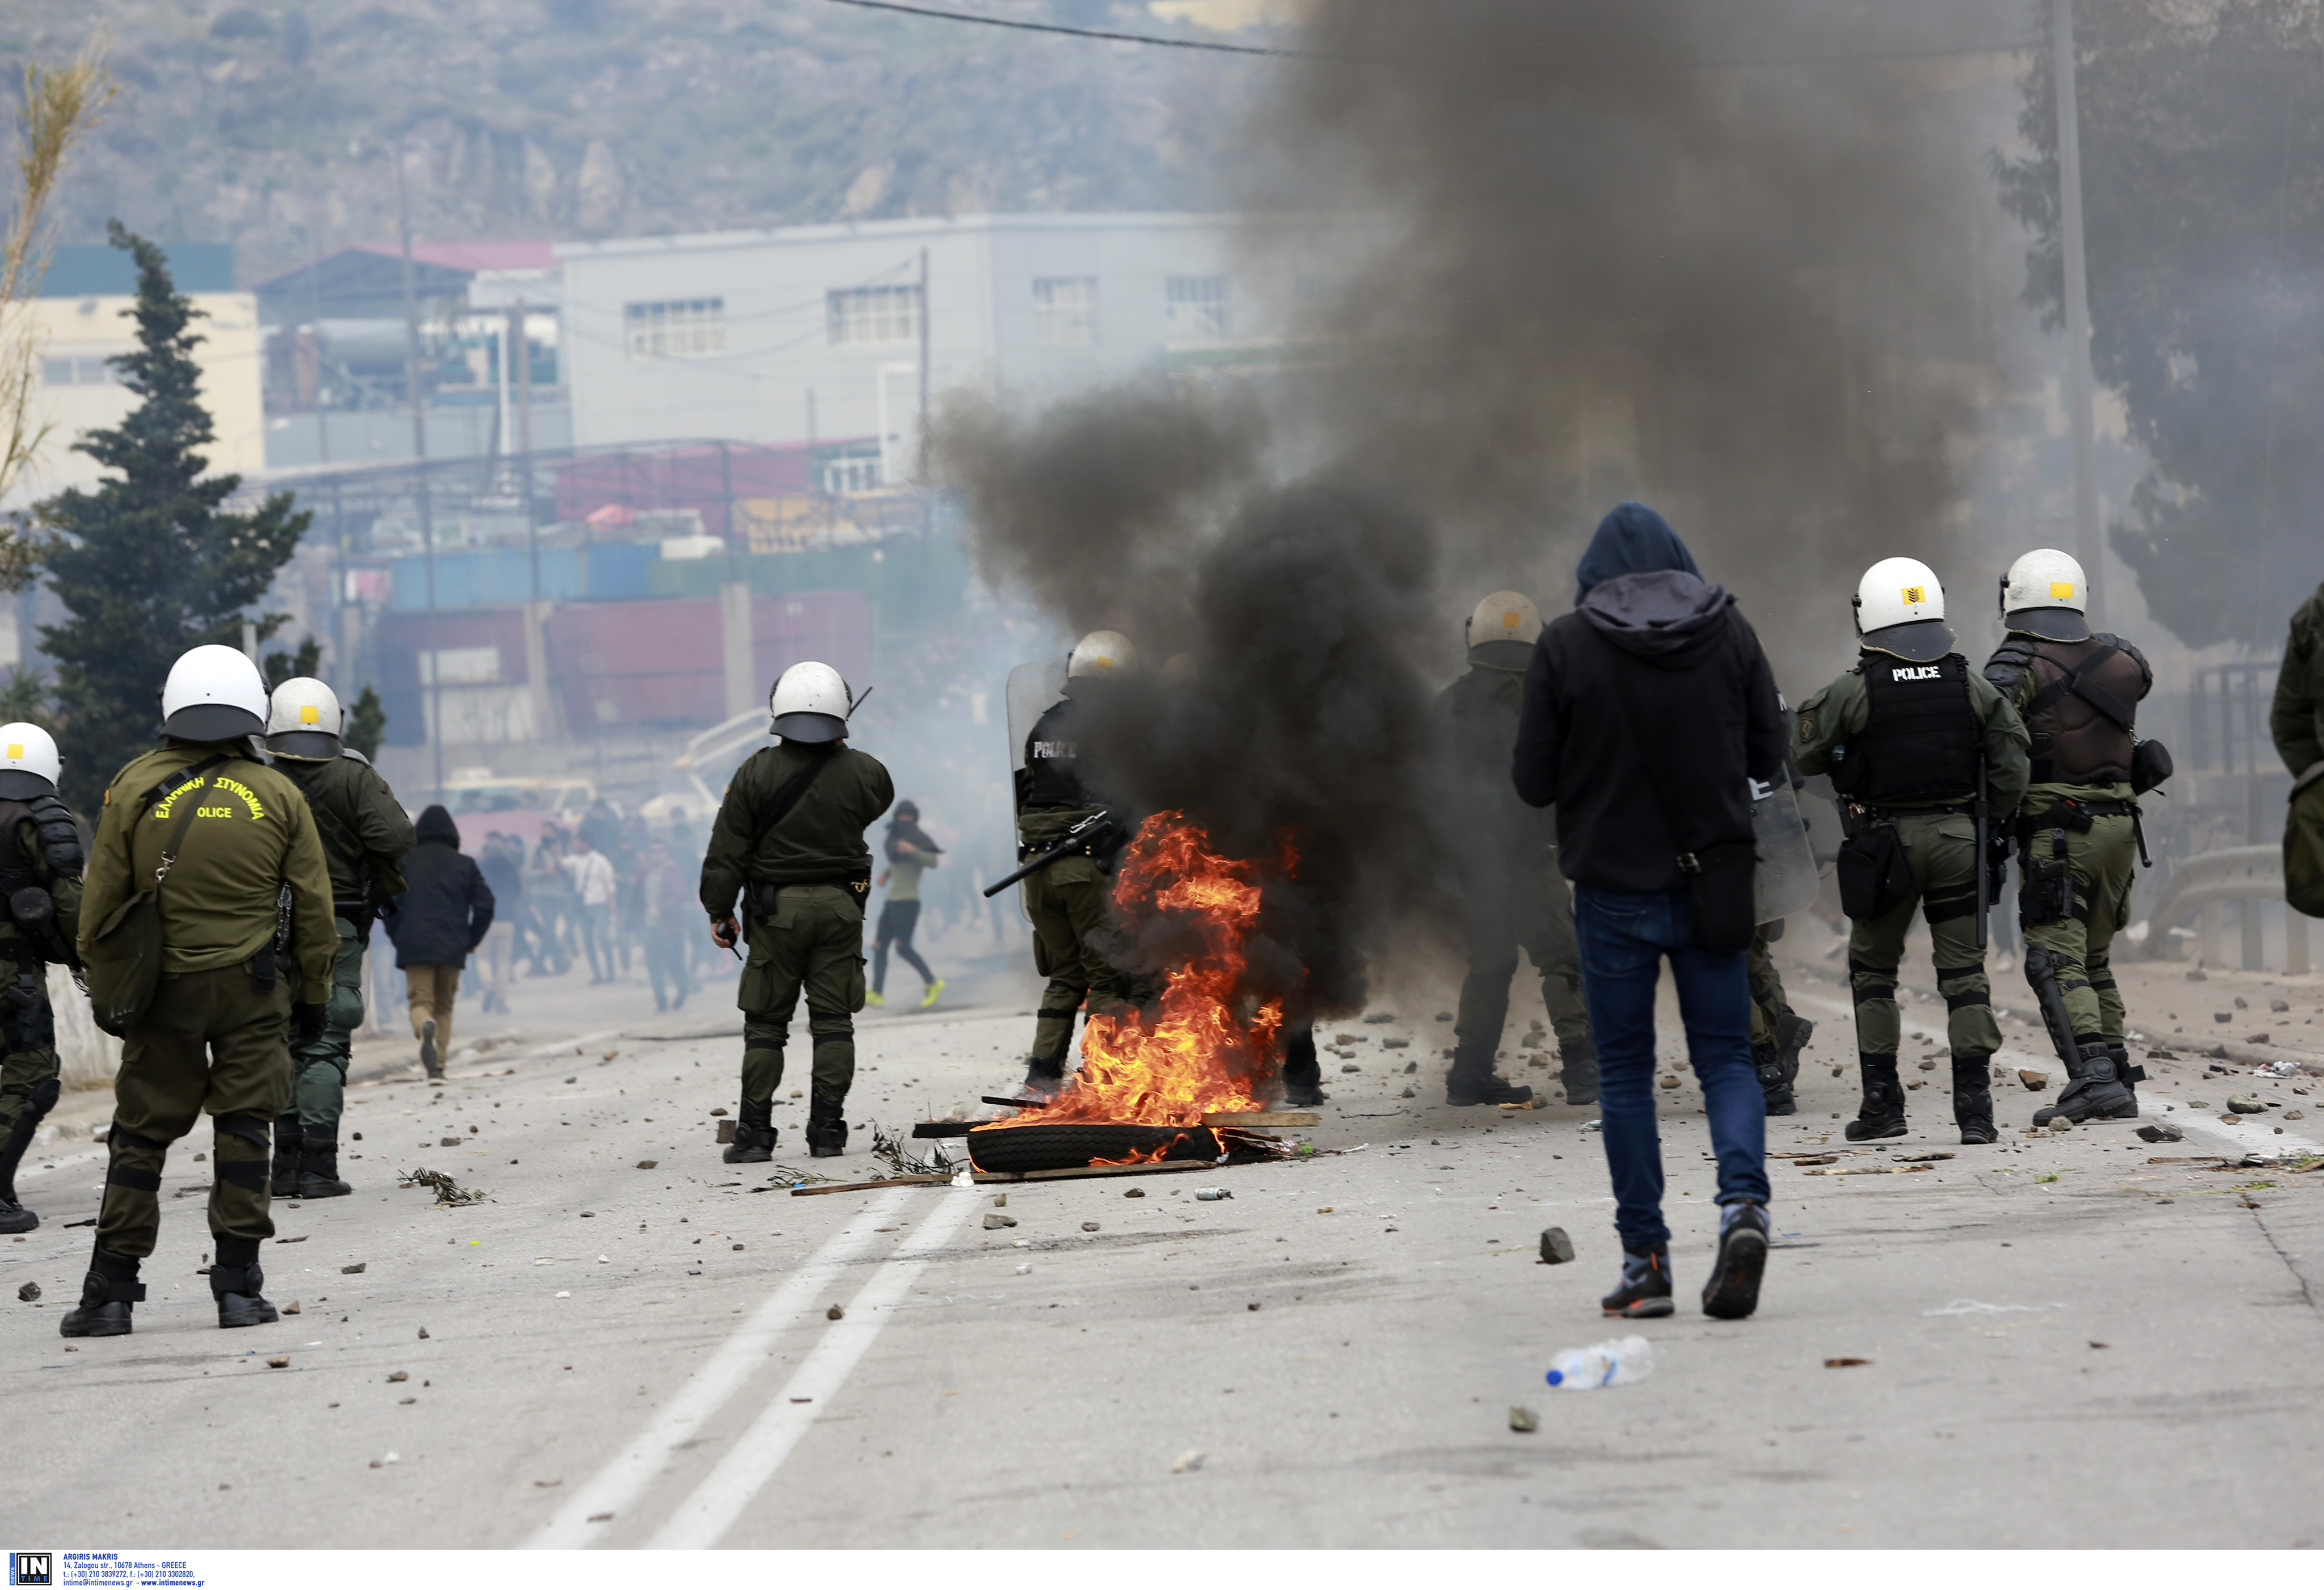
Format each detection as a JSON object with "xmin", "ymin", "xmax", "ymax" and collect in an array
[
  {"xmin": 1752, "ymin": 777, "xmax": 1821, "ymax": 923},
  {"xmin": 1006, "ymin": 657, "xmax": 1068, "ymax": 781},
  {"xmin": 1795, "ymin": 772, "xmax": 1843, "ymax": 880}
]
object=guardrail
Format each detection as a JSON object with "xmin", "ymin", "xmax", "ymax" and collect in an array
[{"xmin": 2133, "ymin": 845, "xmax": 2311, "ymax": 974}]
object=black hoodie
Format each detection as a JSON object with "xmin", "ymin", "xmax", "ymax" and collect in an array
[
  {"xmin": 1513, "ymin": 517, "xmax": 1785, "ymax": 894},
  {"xmin": 386, "ymin": 804, "xmax": 497, "ymax": 968}
]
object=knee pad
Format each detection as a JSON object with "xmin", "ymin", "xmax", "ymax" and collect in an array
[
  {"xmin": 23, "ymin": 1075, "xmax": 60, "ymax": 1122},
  {"xmin": 214, "ymin": 1113, "xmax": 272, "ymax": 1152}
]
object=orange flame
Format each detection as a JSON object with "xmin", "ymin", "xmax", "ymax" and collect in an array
[{"xmin": 1001, "ymin": 812, "xmax": 1286, "ymax": 1129}]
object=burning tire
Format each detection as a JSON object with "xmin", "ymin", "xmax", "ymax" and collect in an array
[{"xmin": 966, "ymin": 1123, "xmax": 1222, "ymax": 1174}]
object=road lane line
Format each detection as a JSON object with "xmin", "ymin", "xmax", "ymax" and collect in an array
[
  {"xmin": 527, "ymin": 1184, "xmax": 917, "ymax": 1547},
  {"xmin": 646, "ymin": 1183, "xmax": 985, "ymax": 1549}
]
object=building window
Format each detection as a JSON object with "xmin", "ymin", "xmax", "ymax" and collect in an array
[
  {"xmin": 624, "ymin": 298, "xmax": 726, "ymax": 359},
  {"xmin": 1032, "ymin": 277, "xmax": 1097, "ymax": 346},
  {"xmin": 41, "ymin": 354, "xmax": 118, "ymax": 385},
  {"xmin": 1165, "ymin": 275, "xmax": 1231, "ymax": 343},
  {"xmin": 827, "ymin": 285, "xmax": 922, "ymax": 346}
]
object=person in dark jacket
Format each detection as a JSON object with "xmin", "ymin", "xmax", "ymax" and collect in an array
[
  {"xmin": 386, "ymin": 806, "xmax": 495, "ymax": 1078},
  {"xmin": 1514, "ymin": 502, "xmax": 1786, "ymax": 1324}
]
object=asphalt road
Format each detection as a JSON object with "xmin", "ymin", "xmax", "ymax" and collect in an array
[{"xmin": 6, "ymin": 939, "xmax": 2323, "ymax": 1549}]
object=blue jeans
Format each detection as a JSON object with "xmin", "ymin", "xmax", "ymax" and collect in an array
[{"xmin": 1573, "ymin": 884, "xmax": 1770, "ymax": 1252}]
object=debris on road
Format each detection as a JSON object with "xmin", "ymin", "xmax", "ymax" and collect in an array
[
  {"xmin": 635, "ymin": 1160, "xmax": 658, "ymax": 1170},
  {"xmin": 715, "ymin": 1120, "xmax": 736, "ymax": 1145},
  {"xmin": 1547, "ymin": 1335, "xmax": 1653, "ymax": 1389},
  {"xmin": 16, "ymin": 1282, "xmax": 38, "ymax": 1302},
  {"xmin": 1800, "ymin": 1164, "xmax": 1933, "ymax": 1177},
  {"xmin": 398, "ymin": 1167, "xmax": 489, "ymax": 1206},
  {"xmin": 2018, "ymin": 1070, "xmax": 2049, "ymax": 1091},
  {"xmin": 1082, "ymin": 1221, "xmax": 1100, "ymax": 1231},
  {"xmin": 341, "ymin": 1263, "xmax": 367, "ymax": 1274},
  {"xmin": 983, "ymin": 1213, "xmax": 1017, "ymax": 1229},
  {"xmin": 1124, "ymin": 1188, "xmax": 1145, "ymax": 1198},
  {"xmin": 1825, "ymin": 1357, "xmax": 1871, "ymax": 1368},
  {"xmin": 1894, "ymin": 1152, "xmax": 1955, "ymax": 1163},
  {"xmin": 369, "ymin": 1452, "xmax": 399, "ymax": 1469},
  {"xmin": 1538, "ymin": 1227, "xmax": 1575, "ymax": 1265},
  {"xmin": 1509, "ymin": 1406, "xmax": 1540, "ymax": 1433},
  {"xmin": 2137, "ymin": 1123, "xmax": 2185, "ymax": 1143},
  {"xmin": 387, "ymin": 1370, "xmax": 409, "ymax": 1382},
  {"xmin": 1172, "ymin": 1450, "xmax": 1207, "ymax": 1473},
  {"xmin": 266, "ymin": 1356, "xmax": 288, "ymax": 1368},
  {"xmin": 1195, "ymin": 1188, "xmax": 1232, "ymax": 1201},
  {"xmin": 418, "ymin": 1327, "xmax": 429, "ymax": 1339},
  {"xmin": 827, "ymin": 1305, "xmax": 845, "ymax": 1320}
]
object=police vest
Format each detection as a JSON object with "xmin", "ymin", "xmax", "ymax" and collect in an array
[
  {"xmin": 2001, "ymin": 634, "xmax": 2144, "ymax": 786},
  {"xmin": 1837, "ymin": 653, "xmax": 1981, "ymax": 803},
  {"xmin": 1020, "ymin": 699, "xmax": 1091, "ymax": 810}
]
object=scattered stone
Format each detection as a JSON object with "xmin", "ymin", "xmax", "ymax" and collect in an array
[
  {"xmin": 2229, "ymin": 1095, "xmax": 2266, "ymax": 1114},
  {"xmin": 991, "ymin": 1193, "xmax": 1008, "ymax": 1208},
  {"xmin": 1124, "ymin": 1188, "xmax": 1145, "ymax": 1198},
  {"xmin": 1832, "ymin": 1067, "xmax": 1844, "ymax": 1079},
  {"xmin": 1824, "ymin": 1357, "xmax": 1871, "ymax": 1369},
  {"xmin": 266, "ymin": 1356, "xmax": 289, "ymax": 1368},
  {"xmin": 1435, "ymin": 1012, "xmax": 1452, "ymax": 1021},
  {"xmin": 1082, "ymin": 1221, "xmax": 1100, "ymax": 1231},
  {"xmin": 1340, "ymin": 1063, "xmax": 1361, "ymax": 1074},
  {"xmin": 438, "ymin": 1137, "xmax": 461, "ymax": 1147},
  {"xmin": 1172, "ymin": 1449, "xmax": 1207, "ymax": 1473},
  {"xmin": 826, "ymin": 1305, "xmax": 845, "ymax": 1321},
  {"xmin": 2214, "ymin": 1012, "xmax": 2233, "ymax": 1024},
  {"xmin": 284, "ymin": 1301, "xmax": 301, "ymax": 1315},
  {"xmin": 635, "ymin": 1160, "xmax": 658, "ymax": 1170},
  {"xmin": 1403, "ymin": 1061, "xmax": 1417, "ymax": 1074},
  {"xmin": 1363, "ymin": 1013, "xmax": 1395, "ymax": 1024},
  {"xmin": 2249, "ymin": 1034, "xmax": 2273, "ymax": 1045},
  {"xmin": 2272, "ymin": 999, "xmax": 2292, "ymax": 1013},
  {"xmin": 2190, "ymin": 1100, "xmax": 2209, "ymax": 1109},
  {"xmin": 341, "ymin": 1263, "xmax": 367, "ymax": 1274},
  {"xmin": 535, "ymin": 1477, "xmax": 563, "ymax": 1488},
  {"xmin": 16, "ymin": 1282, "xmax": 38, "ymax": 1302},
  {"xmin": 1917, "ymin": 1058, "xmax": 1937, "ymax": 1071},
  {"xmin": 1658, "ymin": 1076, "xmax": 1680, "ymax": 1090},
  {"xmin": 417, "ymin": 1326, "xmax": 429, "ymax": 1339},
  {"xmin": 1013, "ymin": 1264, "xmax": 1030, "ymax": 1275},
  {"xmin": 2288, "ymin": 1111, "xmax": 2306, "ymax": 1121},
  {"xmin": 1509, "ymin": 1406, "xmax": 1540, "ymax": 1433},
  {"xmin": 1905, "ymin": 1080, "xmax": 1925, "ymax": 1090},
  {"xmin": 2221, "ymin": 1114, "xmax": 2243, "ymax": 1125},
  {"xmin": 2234, "ymin": 997, "xmax": 2249, "ymax": 1009},
  {"xmin": 2186, "ymin": 968, "xmax": 2208, "ymax": 981},
  {"xmin": 1317, "ymin": 1206, "xmax": 1334, "ymax": 1214},
  {"xmin": 2135, "ymin": 1123, "xmax": 2184, "ymax": 1143},
  {"xmin": 983, "ymin": 1213, "xmax": 1017, "ymax": 1230},
  {"xmin": 2018, "ymin": 1070, "xmax": 2049, "ymax": 1091},
  {"xmin": 387, "ymin": 1370, "xmax": 409, "ymax": 1382},
  {"xmin": 1383, "ymin": 1038, "xmax": 1410, "ymax": 1049},
  {"xmin": 1538, "ymin": 1227, "xmax": 1575, "ymax": 1265},
  {"xmin": 709, "ymin": 1108, "xmax": 729, "ymax": 1117}
]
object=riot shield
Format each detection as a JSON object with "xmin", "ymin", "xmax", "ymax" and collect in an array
[
  {"xmin": 1795, "ymin": 772, "xmax": 1843, "ymax": 879},
  {"xmin": 1006, "ymin": 657, "xmax": 1068, "ymax": 781},
  {"xmin": 1752, "ymin": 777, "xmax": 1821, "ymax": 923}
]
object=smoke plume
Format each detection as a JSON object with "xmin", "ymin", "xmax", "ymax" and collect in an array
[{"xmin": 938, "ymin": 0, "xmax": 2020, "ymax": 1022}]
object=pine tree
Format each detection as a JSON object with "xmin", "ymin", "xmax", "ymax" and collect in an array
[{"xmin": 35, "ymin": 221, "xmax": 309, "ymax": 808}]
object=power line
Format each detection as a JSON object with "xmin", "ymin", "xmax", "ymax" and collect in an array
[{"xmin": 809, "ymin": 0, "xmax": 1305, "ymax": 57}]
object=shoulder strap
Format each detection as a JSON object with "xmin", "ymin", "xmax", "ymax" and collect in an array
[
  {"xmin": 138, "ymin": 754, "xmax": 233, "ymax": 889},
  {"xmin": 279, "ymin": 762, "xmax": 367, "ymax": 872},
  {"xmin": 2026, "ymin": 642, "xmax": 2135, "ymax": 732},
  {"xmin": 753, "ymin": 750, "xmax": 837, "ymax": 841}
]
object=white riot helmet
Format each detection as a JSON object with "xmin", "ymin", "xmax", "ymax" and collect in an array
[
  {"xmin": 1066, "ymin": 630, "xmax": 1139, "ymax": 679},
  {"xmin": 769, "ymin": 661, "xmax": 853, "ymax": 743},
  {"xmin": 0, "ymin": 722, "xmax": 61, "ymax": 799},
  {"xmin": 266, "ymin": 677, "xmax": 344, "ymax": 762},
  {"xmin": 161, "ymin": 643, "xmax": 268, "ymax": 742},
  {"xmin": 1851, "ymin": 557, "xmax": 1955, "ymax": 663},
  {"xmin": 1999, "ymin": 548, "xmax": 2092, "ymax": 642},
  {"xmin": 1464, "ymin": 590, "xmax": 1542, "ymax": 670}
]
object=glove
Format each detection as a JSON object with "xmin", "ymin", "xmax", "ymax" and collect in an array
[{"xmin": 290, "ymin": 1002, "xmax": 327, "ymax": 1048}]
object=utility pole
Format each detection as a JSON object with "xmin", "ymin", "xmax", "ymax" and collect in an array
[
  {"xmin": 512, "ymin": 297, "xmax": 537, "ymax": 604},
  {"xmin": 396, "ymin": 146, "xmax": 444, "ymax": 800},
  {"xmin": 916, "ymin": 246, "xmax": 931, "ymax": 481},
  {"xmin": 2051, "ymin": 0, "xmax": 2104, "ymax": 629}
]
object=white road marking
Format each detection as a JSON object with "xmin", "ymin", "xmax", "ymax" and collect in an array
[
  {"xmin": 645, "ymin": 1183, "xmax": 986, "ymax": 1549},
  {"xmin": 1788, "ymin": 989, "xmax": 2323, "ymax": 1156},
  {"xmin": 527, "ymin": 1184, "xmax": 917, "ymax": 1547}
]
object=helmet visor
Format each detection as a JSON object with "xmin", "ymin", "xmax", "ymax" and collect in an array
[
  {"xmin": 163, "ymin": 704, "xmax": 266, "ymax": 742},
  {"xmin": 1859, "ymin": 619, "xmax": 1956, "ymax": 664},
  {"xmin": 772, "ymin": 711, "xmax": 846, "ymax": 744},
  {"xmin": 2004, "ymin": 606, "xmax": 2093, "ymax": 643}
]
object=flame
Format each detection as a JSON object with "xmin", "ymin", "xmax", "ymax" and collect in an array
[{"xmin": 993, "ymin": 812, "xmax": 1286, "ymax": 1130}]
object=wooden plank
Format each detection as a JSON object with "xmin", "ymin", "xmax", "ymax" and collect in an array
[
  {"xmin": 1201, "ymin": 1111, "xmax": 1318, "ymax": 1128},
  {"xmin": 785, "ymin": 1173, "xmax": 949, "ymax": 1197},
  {"xmin": 1799, "ymin": 1164, "xmax": 1933, "ymax": 1177}
]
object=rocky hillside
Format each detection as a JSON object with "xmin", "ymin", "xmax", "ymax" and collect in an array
[{"xmin": 7, "ymin": 0, "xmax": 1251, "ymax": 280}]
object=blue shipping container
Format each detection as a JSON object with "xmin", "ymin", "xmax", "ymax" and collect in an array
[{"xmin": 392, "ymin": 542, "xmax": 660, "ymax": 610}]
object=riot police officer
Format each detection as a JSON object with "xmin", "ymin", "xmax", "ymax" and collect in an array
[
  {"xmin": 262, "ymin": 677, "xmax": 414, "ymax": 1199},
  {"xmin": 1794, "ymin": 560, "xmax": 2029, "ymax": 1145},
  {"xmin": 1985, "ymin": 550, "xmax": 2161, "ymax": 1125},
  {"xmin": 1013, "ymin": 630, "xmax": 1138, "ymax": 1097},
  {"xmin": 701, "ymin": 662, "xmax": 893, "ymax": 1161},
  {"xmin": 1434, "ymin": 592, "xmax": 1591, "ymax": 1107},
  {"xmin": 63, "ymin": 646, "xmax": 336, "ymax": 1336},
  {"xmin": 0, "ymin": 725, "xmax": 84, "ymax": 1234}
]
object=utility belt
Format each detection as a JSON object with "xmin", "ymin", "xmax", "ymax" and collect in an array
[
  {"xmin": 744, "ymin": 871, "xmax": 872, "ymax": 918},
  {"xmin": 2015, "ymin": 798, "xmax": 2149, "ymax": 928},
  {"xmin": 334, "ymin": 898, "xmax": 377, "ymax": 942},
  {"xmin": 1848, "ymin": 798, "xmax": 1976, "ymax": 829}
]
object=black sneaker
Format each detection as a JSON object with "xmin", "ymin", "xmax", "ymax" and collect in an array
[
  {"xmin": 1601, "ymin": 1248, "xmax": 1674, "ymax": 1319},
  {"xmin": 1702, "ymin": 1200, "xmax": 1769, "ymax": 1320},
  {"xmin": 1446, "ymin": 1071, "xmax": 1533, "ymax": 1108}
]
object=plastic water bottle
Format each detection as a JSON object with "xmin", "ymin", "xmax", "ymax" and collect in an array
[{"xmin": 1546, "ymin": 1334, "xmax": 1655, "ymax": 1390}]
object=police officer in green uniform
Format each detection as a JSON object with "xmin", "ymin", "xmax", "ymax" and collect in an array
[
  {"xmin": 1794, "ymin": 560, "xmax": 2029, "ymax": 1145},
  {"xmin": 1013, "ymin": 630, "xmax": 1138, "ymax": 1098},
  {"xmin": 702, "ymin": 661, "xmax": 893, "ymax": 1162},
  {"xmin": 262, "ymin": 677, "xmax": 414, "ymax": 1199},
  {"xmin": 2274, "ymin": 579, "xmax": 2324, "ymax": 912},
  {"xmin": 0, "ymin": 724, "xmax": 85, "ymax": 1234},
  {"xmin": 1984, "ymin": 549, "xmax": 2159, "ymax": 1126},
  {"xmin": 62, "ymin": 646, "xmax": 336, "ymax": 1336},
  {"xmin": 1435, "ymin": 592, "xmax": 1590, "ymax": 1107}
]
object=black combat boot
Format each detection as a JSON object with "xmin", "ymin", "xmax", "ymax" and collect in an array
[
  {"xmin": 0, "ymin": 1080, "xmax": 54, "ymax": 1234},
  {"xmin": 1278, "ymin": 1028, "xmax": 1326, "ymax": 1109},
  {"xmin": 721, "ymin": 1098, "xmax": 776, "ymax": 1164},
  {"xmin": 2034, "ymin": 1041, "xmax": 2134, "ymax": 1126},
  {"xmin": 1018, "ymin": 1056, "xmax": 1066, "ymax": 1099},
  {"xmin": 1952, "ymin": 1056, "xmax": 1998, "ymax": 1145},
  {"xmin": 271, "ymin": 1113, "xmax": 303, "ymax": 1198},
  {"xmin": 1845, "ymin": 1055, "xmax": 1908, "ymax": 1141},
  {"xmin": 1702, "ymin": 1199, "xmax": 1770, "ymax": 1321},
  {"xmin": 1775, "ymin": 1009, "xmax": 1814, "ymax": 1093},
  {"xmin": 2105, "ymin": 1044, "xmax": 2146, "ymax": 1120},
  {"xmin": 805, "ymin": 1098, "xmax": 848, "ymax": 1159},
  {"xmin": 1560, "ymin": 1040, "xmax": 1600, "ymax": 1108},
  {"xmin": 1445, "ymin": 1062, "xmax": 1532, "ymax": 1108},
  {"xmin": 59, "ymin": 1246, "xmax": 145, "ymax": 1338},
  {"xmin": 210, "ymin": 1236, "xmax": 280, "ymax": 1328},
  {"xmin": 1601, "ymin": 1247, "xmax": 1674, "ymax": 1319},
  {"xmin": 1753, "ymin": 1043, "xmax": 1795, "ymax": 1116},
  {"xmin": 297, "ymin": 1134, "xmax": 352, "ymax": 1198}
]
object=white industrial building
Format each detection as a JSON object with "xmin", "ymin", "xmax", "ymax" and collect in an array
[{"xmin": 554, "ymin": 212, "xmax": 1287, "ymax": 478}]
